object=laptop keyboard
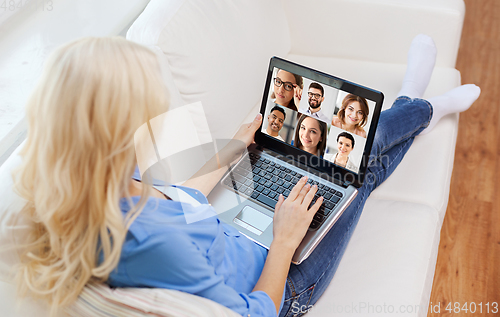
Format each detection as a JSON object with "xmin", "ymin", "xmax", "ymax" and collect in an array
[{"xmin": 222, "ymin": 152, "xmax": 343, "ymax": 230}]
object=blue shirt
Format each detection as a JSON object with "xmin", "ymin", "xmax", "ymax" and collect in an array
[{"xmin": 107, "ymin": 171, "xmax": 283, "ymax": 316}]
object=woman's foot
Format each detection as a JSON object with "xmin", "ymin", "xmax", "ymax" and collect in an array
[
  {"xmin": 420, "ymin": 84, "xmax": 481, "ymax": 135},
  {"xmin": 397, "ymin": 34, "xmax": 437, "ymax": 99}
]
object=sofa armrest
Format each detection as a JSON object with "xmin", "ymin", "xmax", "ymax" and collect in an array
[{"xmin": 282, "ymin": 0, "xmax": 465, "ymax": 68}]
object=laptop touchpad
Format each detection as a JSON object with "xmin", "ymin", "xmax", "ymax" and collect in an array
[{"xmin": 233, "ymin": 206, "xmax": 273, "ymax": 236}]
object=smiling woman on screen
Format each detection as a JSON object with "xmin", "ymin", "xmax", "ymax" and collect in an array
[
  {"xmin": 293, "ymin": 114, "xmax": 328, "ymax": 157},
  {"xmin": 332, "ymin": 94, "xmax": 369, "ymax": 138},
  {"xmin": 271, "ymin": 69, "xmax": 303, "ymax": 112}
]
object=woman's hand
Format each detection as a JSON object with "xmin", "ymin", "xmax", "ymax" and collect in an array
[
  {"xmin": 272, "ymin": 176, "xmax": 323, "ymax": 252},
  {"xmin": 253, "ymin": 176, "xmax": 322, "ymax": 313},
  {"xmin": 293, "ymin": 85, "xmax": 303, "ymax": 106},
  {"xmin": 233, "ymin": 113, "xmax": 263, "ymax": 147},
  {"xmin": 181, "ymin": 114, "xmax": 262, "ymax": 196}
]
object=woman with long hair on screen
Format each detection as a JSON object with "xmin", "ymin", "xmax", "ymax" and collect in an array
[
  {"xmin": 271, "ymin": 69, "xmax": 303, "ymax": 111},
  {"xmin": 13, "ymin": 35, "xmax": 480, "ymax": 317},
  {"xmin": 293, "ymin": 114, "xmax": 328, "ymax": 157},
  {"xmin": 332, "ymin": 94, "xmax": 370, "ymax": 138}
]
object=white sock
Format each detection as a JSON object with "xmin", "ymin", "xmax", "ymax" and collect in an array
[
  {"xmin": 397, "ymin": 34, "xmax": 437, "ymax": 99},
  {"xmin": 420, "ymin": 84, "xmax": 481, "ymax": 135}
]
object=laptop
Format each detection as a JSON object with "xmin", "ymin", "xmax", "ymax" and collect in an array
[{"xmin": 208, "ymin": 56, "xmax": 383, "ymax": 264}]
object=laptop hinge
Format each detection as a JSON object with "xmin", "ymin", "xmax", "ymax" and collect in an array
[
  {"xmin": 251, "ymin": 145, "xmax": 351, "ymax": 188},
  {"xmin": 343, "ymin": 180, "xmax": 354, "ymax": 187}
]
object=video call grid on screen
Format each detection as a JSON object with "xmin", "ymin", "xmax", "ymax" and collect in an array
[{"xmin": 259, "ymin": 60, "xmax": 379, "ymax": 176}]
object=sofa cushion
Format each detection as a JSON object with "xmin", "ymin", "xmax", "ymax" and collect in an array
[
  {"xmin": 307, "ymin": 199, "xmax": 440, "ymax": 317},
  {"xmin": 127, "ymin": 0, "xmax": 292, "ymax": 140},
  {"xmin": 0, "ymin": 280, "xmax": 50, "ymax": 317},
  {"xmin": 283, "ymin": 0, "xmax": 464, "ymax": 68}
]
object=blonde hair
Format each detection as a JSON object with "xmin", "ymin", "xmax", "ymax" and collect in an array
[{"xmin": 13, "ymin": 37, "xmax": 169, "ymax": 314}]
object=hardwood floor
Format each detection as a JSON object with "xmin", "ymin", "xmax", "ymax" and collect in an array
[{"xmin": 428, "ymin": 0, "xmax": 500, "ymax": 316}]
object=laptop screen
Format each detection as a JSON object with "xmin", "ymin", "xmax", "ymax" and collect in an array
[{"xmin": 256, "ymin": 57, "xmax": 384, "ymax": 188}]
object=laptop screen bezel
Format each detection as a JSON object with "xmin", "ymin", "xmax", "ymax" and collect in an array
[{"xmin": 255, "ymin": 56, "xmax": 384, "ymax": 188}]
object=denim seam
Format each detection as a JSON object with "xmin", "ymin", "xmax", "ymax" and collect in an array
[
  {"xmin": 307, "ymin": 285, "xmax": 315, "ymax": 307},
  {"xmin": 420, "ymin": 98, "xmax": 434, "ymax": 124},
  {"xmin": 283, "ymin": 283, "xmax": 311, "ymax": 303},
  {"xmin": 396, "ymin": 96, "xmax": 411, "ymax": 102},
  {"xmin": 286, "ymin": 277, "xmax": 297, "ymax": 298},
  {"xmin": 284, "ymin": 285, "xmax": 315, "ymax": 317}
]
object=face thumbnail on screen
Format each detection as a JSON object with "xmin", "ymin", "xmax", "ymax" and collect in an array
[{"xmin": 260, "ymin": 67, "xmax": 376, "ymax": 174}]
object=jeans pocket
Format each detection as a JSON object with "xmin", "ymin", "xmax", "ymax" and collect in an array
[{"xmin": 282, "ymin": 284, "xmax": 316, "ymax": 317}]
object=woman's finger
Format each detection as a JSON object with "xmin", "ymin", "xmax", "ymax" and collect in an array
[
  {"xmin": 301, "ymin": 184, "xmax": 318, "ymax": 207},
  {"xmin": 233, "ymin": 113, "xmax": 263, "ymax": 147},
  {"xmin": 294, "ymin": 87, "xmax": 302, "ymax": 100},
  {"xmin": 295, "ymin": 183, "xmax": 311, "ymax": 204},
  {"xmin": 308, "ymin": 196, "xmax": 324, "ymax": 214},
  {"xmin": 274, "ymin": 194, "xmax": 284, "ymax": 213},
  {"xmin": 287, "ymin": 176, "xmax": 308, "ymax": 201}
]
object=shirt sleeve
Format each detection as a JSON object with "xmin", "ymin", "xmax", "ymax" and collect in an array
[{"xmin": 120, "ymin": 229, "xmax": 277, "ymax": 317}]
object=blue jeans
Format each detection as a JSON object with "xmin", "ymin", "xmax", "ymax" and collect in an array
[{"xmin": 279, "ymin": 96, "xmax": 433, "ymax": 317}]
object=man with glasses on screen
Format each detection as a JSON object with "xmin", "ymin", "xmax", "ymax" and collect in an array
[{"xmin": 299, "ymin": 82, "xmax": 329, "ymax": 124}]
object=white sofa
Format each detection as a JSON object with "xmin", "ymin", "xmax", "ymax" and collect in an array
[{"xmin": 0, "ymin": 0, "xmax": 465, "ymax": 316}]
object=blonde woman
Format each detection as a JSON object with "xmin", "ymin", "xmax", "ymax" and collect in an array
[
  {"xmin": 13, "ymin": 36, "xmax": 319, "ymax": 316},
  {"xmin": 14, "ymin": 35, "xmax": 480, "ymax": 317},
  {"xmin": 13, "ymin": 37, "xmax": 170, "ymax": 314}
]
